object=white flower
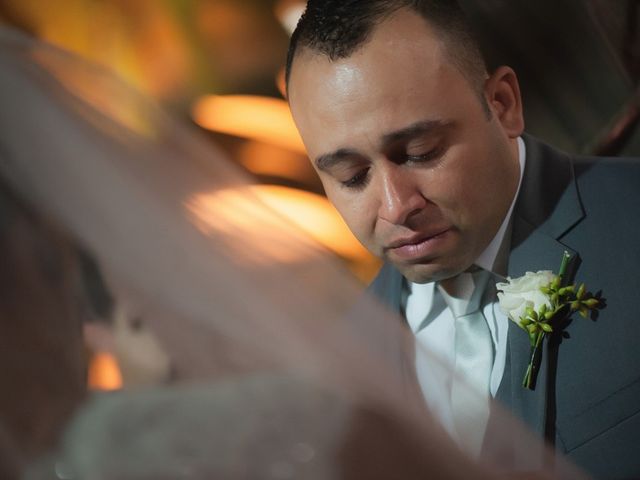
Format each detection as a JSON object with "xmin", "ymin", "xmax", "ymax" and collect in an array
[{"xmin": 496, "ymin": 271, "xmax": 556, "ymax": 324}]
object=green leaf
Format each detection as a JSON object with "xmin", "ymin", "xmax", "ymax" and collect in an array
[
  {"xmin": 577, "ymin": 283, "xmax": 586, "ymax": 300},
  {"xmin": 579, "ymin": 306, "xmax": 589, "ymax": 318}
]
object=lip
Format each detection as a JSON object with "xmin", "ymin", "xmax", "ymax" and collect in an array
[{"xmin": 385, "ymin": 228, "xmax": 452, "ymax": 261}]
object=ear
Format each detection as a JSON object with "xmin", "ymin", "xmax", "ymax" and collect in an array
[{"xmin": 484, "ymin": 66, "xmax": 524, "ymax": 138}]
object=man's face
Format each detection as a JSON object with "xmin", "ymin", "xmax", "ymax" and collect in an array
[{"xmin": 288, "ymin": 9, "xmax": 523, "ymax": 283}]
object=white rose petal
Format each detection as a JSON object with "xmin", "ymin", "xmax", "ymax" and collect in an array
[{"xmin": 496, "ymin": 271, "xmax": 555, "ymax": 324}]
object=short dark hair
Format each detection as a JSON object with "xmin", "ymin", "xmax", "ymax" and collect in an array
[{"xmin": 285, "ymin": 0, "xmax": 488, "ymax": 97}]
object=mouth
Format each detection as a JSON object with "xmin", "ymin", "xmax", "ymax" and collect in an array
[{"xmin": 385, "ymin": 228, "xmax": 453, "ymax": 262}]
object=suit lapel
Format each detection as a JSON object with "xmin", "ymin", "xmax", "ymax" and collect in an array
[
  {"xmin": 503, "ymin": 223, "xmax": 577, "ymax": 429},
  {"xmin": 497, "ymin": 136, "xmax": 585, "ymax": 455},
  {"xmin": 510, "ymin": 135, "xmax": 584, "ymax": 250}
]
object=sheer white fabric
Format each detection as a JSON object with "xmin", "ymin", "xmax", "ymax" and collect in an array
[{"xmin": 0, "ymin": 26, "xmax": 587, "ymax": 480}]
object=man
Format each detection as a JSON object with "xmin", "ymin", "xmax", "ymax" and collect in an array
[{"xmin": 286, "ymin": 0, "xmax": 640, "ymax": 477}]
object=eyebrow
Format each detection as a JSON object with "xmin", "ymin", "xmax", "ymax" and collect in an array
[
  {"xmin": 314, "ymin": 119, "xmax": 449, "ymax": 171},
  {"xmin": 381, "ymin": 119, "xmax": 449, "ymax": 146},
  {"xmin": 315, "ymin": 148, "xmax": 362, "ymax": 172}
]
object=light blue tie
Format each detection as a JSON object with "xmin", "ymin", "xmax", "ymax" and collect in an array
[{"xmin": 438, "ymin": 270, "xmax": 494, "ymax": 456}]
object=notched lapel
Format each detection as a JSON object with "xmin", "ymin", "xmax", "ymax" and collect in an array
[
  {"xmin": 496, "ymin": 234, "xmax": 581, "ymax": 469},
  {"xmin": 497, "ymin": 137, "xmax": 586, "ymax": 465},
  {"xmin": 514, "ymin": 135, "xmax": 585, "ymax": 246}
]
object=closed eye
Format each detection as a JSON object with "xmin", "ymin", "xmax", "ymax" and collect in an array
[
  {"xmin": 406, "ymin": 146, "xmax": 443, "ymax": 164},
  {"xmin": 341, "ymin": 168, "xmax": 370, "ymax": 189}
]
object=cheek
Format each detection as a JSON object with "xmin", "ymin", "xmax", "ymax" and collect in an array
[
  {"xmin": 415, "ymin": 159, "xmax": 476, "ymax": 222},
  {"xmin": 442, "ymin": 148, "xmax": 503, "ymax": 219},
  {"xmin": 326, "ymin": 190, "xmax": 379, "ymax": 247},
  {"xmin": 416, "ymin": 165, "xmax": 494, "ymax": 232}
]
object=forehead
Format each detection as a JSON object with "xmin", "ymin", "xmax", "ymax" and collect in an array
[
  {"xmin": 288, "ymin": 10, "xmax": 473, "ymax": 157},
  {"xmin": 289, "ymin": 10, "xmax": 446, "ymax": 102}
]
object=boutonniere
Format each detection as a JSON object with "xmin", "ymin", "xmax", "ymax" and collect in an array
[{"xmin": 496, "ymin": 251, "xmax": 600, "ymax": 390}]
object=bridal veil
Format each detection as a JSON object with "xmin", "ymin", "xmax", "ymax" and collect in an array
[{"xmin": 0, "ymin": 26, "xmax": 586, "ymax": 479}]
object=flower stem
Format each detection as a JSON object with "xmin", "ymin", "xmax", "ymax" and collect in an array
[
  {"xmin": 523, "ymin": 331, "xmax": 545, "ymax": 389},
  {"xmin": 558, "ymin": 251, "xmax": 571, "ymax": 280}
]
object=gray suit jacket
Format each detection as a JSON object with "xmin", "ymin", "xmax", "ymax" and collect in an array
[{"xmin": 368, "ymin": 135, "xmax": 640, "ymax": 478}]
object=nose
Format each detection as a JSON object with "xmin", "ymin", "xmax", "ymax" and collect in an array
[{"xmin": 377, "ymin": 164, "xmax": 427, "ymax": 225}]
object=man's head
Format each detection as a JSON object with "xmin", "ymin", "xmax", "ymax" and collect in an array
[
  {"xmin": 287, "ymin": 1, "xmax": 524, "ymax": 283},
  {"xmin": 286, "ymin": 0, "xmax": 488, "ymax": 104}
]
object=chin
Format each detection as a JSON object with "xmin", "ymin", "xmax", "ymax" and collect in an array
[{"xmin": 396, "ymin": 262, "xmax": 461, "ymax": 285}]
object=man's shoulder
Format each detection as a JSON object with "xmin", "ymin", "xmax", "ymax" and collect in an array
[
  {"xmin": 523, "ymin": 134, "xmax": 640, "ymax": 174},
  {"xmin": 368, "ymin": 262, "xmax": 402, "ymax": 291},
  {"xmin": 572, "ymin": 152, "xmax": 640, "ymax": 174},
  {"xmin": 367, "ymin": 262, "xmax": 404, "ymax": 308},
  {"xmin": 570, "ymin": 153, "xmax": 640, "ymax": 204},
  {"xmin": 525, "ymin": 134, "xmax": 640, "ymax": 199}
]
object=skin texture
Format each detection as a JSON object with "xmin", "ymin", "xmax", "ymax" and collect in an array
[{"xmin": 288, "ymin": 8, "xmax": 525, "ymax": 283}]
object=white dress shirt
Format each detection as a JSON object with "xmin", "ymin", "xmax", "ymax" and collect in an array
[{"xmin": 404, "ymin": 137, "xmax": 526, "ymax": 434}]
